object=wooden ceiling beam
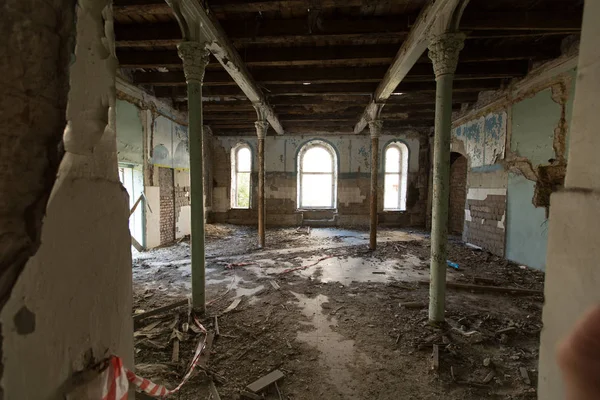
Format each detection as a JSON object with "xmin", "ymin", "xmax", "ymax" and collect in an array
[
  {"xmin": 117, "ymin": 43, "xmax": 556, "ymax": 69},
  {"xmin": 459, "ymin": 11, "xmax": 582, "ymax": 31},
  {"xmin": 133, "ymin": 62, "xmax": 525, "ymax": 87}
]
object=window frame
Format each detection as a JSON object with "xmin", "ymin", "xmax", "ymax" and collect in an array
[
  {"xmin": 297, "ymin": 140, "xmax": 338, "ymax": 210},
  {"xmin": 383, "ymin": 141, "xmax": 409, "ymax": 211},
  {"xmin": 231, "ymin": 143, "xmax": 253, "ymax": 209}
]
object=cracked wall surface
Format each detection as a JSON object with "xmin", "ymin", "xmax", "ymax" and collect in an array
[
  {"xmin": 0, "ymin": 1, "xmax": 134, "ymax": 398},
  {"xmin": 451, "ymin": 54, "xmax": 577, "ymax": 266},
  {"xmin": 115, "ymin": 81, "xmax": 207, "ymax": 246},
  {"xmin": 211, "ymin": 134, "xmax": 427, "ymax": 227}
]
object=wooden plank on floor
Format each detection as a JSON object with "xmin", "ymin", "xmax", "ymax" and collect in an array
[{"xmin": 246, "ymin": 370, "xmax": 285, "ymax": 393}]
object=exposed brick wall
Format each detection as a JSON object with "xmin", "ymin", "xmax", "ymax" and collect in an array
[
  {"xmin": 159, "ymin": 167, "xmax": 175, "ymax": 244},
  {"xmin": 449, "ymin": 155, "xmax": 467, "ymax": 234},
  {"xmin": 174, "ymin": 185, "xmax": 190, "ymax": 225},
  {"xmin": 465, "ymin": 194, "xmax": 506, "ymax": 256}
]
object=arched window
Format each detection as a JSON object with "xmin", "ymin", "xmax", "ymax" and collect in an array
[
  {"xmin": 297, "ymin": 141, "xmax": 337, "ymax": 209},
  {"xmin": 231, "ymin": 144, "xmax": 252, "ymax": 209},
  {"xmin": 383, "ymin": 142, "xmax": 409, "ymax": 211}
]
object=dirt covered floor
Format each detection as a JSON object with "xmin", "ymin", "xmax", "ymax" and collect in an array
[{"xmin": 132, "ymin": 225, "xmax": 544, "ymax": 399}]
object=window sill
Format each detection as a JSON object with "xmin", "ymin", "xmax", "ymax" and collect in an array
[
  {"xmin": 231, "ymin": 207, "xmax": 251, "ymax": 210},
  {"xmin": 297, "ymin": 208, "xmax": 338, "ymax": 212},
  {"xmin": 383, "ymin": 209, "xmax": 407, "ymax": 213}
]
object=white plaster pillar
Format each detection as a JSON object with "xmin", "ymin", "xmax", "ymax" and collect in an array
[
  {"xmin": 427, "ymin": 32, "xmax": 465, "ymax": 323},
  {"xmin": 539, "ymin": 1, "xmax": 600, "ymax": 397}
]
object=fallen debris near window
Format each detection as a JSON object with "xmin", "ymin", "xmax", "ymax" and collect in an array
[
  {"xmin": 520, "ymin": 367, "xmax": 531, "ymax": 385},
  {"xmin": 372, "ymin": 271, "xmax": 386, "ymax": 275},
  {"xmin": 279, "ymin": 255, "xmax": 336, "ymax": 274},
  {"xmin": 399, "ymin": 301, "xmax": 427, "ymax": 309},
  {"xmin": 482, "ymin": 370, "xmax": 495, "ymax": 384},
  {"xmin": 246, "ymin": 370, "xmax": 285, "ymax": 394},
  {"xmin": 431, "ymin": 344, "xmax": 439, "ymax": 370},
  {"xmin": 171, "ymin": 338, "xmax": 179, "ymax": 363},
  {"xmin": 209, "ymin": 379, "xmax": 221, "ymax": 400},
  {"xmin": 214, "ymin": 316, "xmax": 220, "ymax": 337},
  {"xmin": 496, "ymin": 326, "xmax": 517, "ymax": 335},
  {"xmin": 133, "ymin": 299, "xmax": 189, "ymax": 322},
  {"xmin": 240, "ymin": 390, "xmax": 263, "ymax": 399},
  {"xmin": 269, "ymin": 280, "xmax": 281, "ymax": 290},
  {"xmin": 223, "ymin": 262, "xmax": 260, "ymax": 269},
  {"xmin": 416, "ymin": 281, "xmax": 544, "ymax": 296},
  {"xmin": 222, "ymin": 298, "xmax": 242, "ymax": 314},
  {"xmin": 274, "ymin": 381, "xmax": 284, "ymax": 400},
  {"xmin": 446, "ymin": 260, "xmax": 460, "ymax": 269}
]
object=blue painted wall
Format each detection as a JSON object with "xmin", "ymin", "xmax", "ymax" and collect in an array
[{"xmin": 506, "ymin": 173, "xmax": 549, "ymax": 270}]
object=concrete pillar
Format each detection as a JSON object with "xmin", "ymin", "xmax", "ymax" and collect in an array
[
  {"xmin": 538, "ymin": 1, "xmax": 600, "ymax": 397},
  {"xmin": 178, "ymin": 41, "xmax": 210, "ymax": 312},
  {"xmin": 255, "ymin": 120, "xmax": 268, "ymax": 248},
  {"xmin": 427, "ymin": 32, "xmax": 465, "ymax": 323},
  {"xmin": 368, "ymin": 120, "xmax": 382, "ymax": 250}
]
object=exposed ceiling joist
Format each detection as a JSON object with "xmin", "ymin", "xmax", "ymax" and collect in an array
[
  {"xmin": 354, "ymin": 0, "xmax": 460, "ymax": 134},
  {"xmin": 116, "ymin": 42, "xmax": 558, "ymax": 69},
  {"xmin": 176, "ymin": 0, "xmax": 284, "ymax": 134}
]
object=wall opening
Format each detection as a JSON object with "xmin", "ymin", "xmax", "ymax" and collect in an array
[
  {"xmin": 118, "ymin": 164, "xmax": 145, "ymax": 247},
  {"xmin": 297, "ymin": 140, "xmax": 338, "ymax": 209},
  {"xmin": 383, "ymin": 142, "xmax": 409, "ymax": 211},
  {"xmin": 449, "ymin": 152, "xmax": 467, "ymax": 235}
]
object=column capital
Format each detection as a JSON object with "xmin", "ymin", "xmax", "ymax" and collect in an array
[
  {"xmin": 368, "ymin": 120, "xmax": 383, "ymax": 139},
  {"xmin": 428, "ymin": 32, "xmax": 466, "ymax": 78},
  {"xmin": 255, "ymin": 120, "xmax": 269, "ymax": 139},
  {"xmin": 177, "ymin": 41, "xmax": 210, "ymax": 83}
]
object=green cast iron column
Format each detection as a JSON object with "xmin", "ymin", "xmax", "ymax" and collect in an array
[
  {"xmin": 178, "ymin": 41, "xmax": 210, "ymax": 312},
  {"xmin": 428, "ymin": 32, "xmax": 465, "ymax": 323}
]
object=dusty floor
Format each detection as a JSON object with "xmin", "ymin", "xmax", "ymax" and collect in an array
[{"xmin": 132, "ymin": 225, "xmax": 544, "ymax": 399}]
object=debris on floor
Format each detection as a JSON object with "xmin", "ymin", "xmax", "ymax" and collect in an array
[{"xmin": 132, "ymin": 225, "xmax": 544, "ymax": 399}]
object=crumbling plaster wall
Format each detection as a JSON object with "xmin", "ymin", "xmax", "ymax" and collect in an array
[
  {"xmin": 115, "ymin": 79, "xmax": 205, "ymax": 246},
  {"xmin": 1, "ymin": 1, "xmax": 133, "ymax": 398},
  {"xmin": 451, "ymin": 54, "xmax": 577, "ymax": 266},
  {"xmin": 211, "ymin": 133, "xmax": 427, "ymax": 227}
]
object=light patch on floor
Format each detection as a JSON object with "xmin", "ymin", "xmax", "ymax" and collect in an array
[{"xmin": 290, "ymin": 291, "xmax": 372, "ymax": 396}]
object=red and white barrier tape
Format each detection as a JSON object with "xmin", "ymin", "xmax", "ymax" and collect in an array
[{"xmin": 102, "ymin": 320, "xmax": 209, "ymax": 399}]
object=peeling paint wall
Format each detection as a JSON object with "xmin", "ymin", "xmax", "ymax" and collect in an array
[
  {"xmin": 211, "ymin": 133, "xmax": 427, "ymax": 227},
  {"xmin": 115, "ymin": 81, "xmax": 210, "ymax": 246},
  {"xmin": 505, "ymin": 80, "xmax": 574, "ymax": 270},
  {"xmin": 452, "ymin": 55, "xmax": 577, "ymax": 267},
  {"xmin": 1, "ymin": 1, "xmax": 134, "ymax": 398}
]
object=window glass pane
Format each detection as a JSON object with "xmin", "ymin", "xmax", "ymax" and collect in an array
[
  {"xmin": 236, "ymin": 172, "xmax": 251, "ymax": 208},
  {"xmin": 301, "ymin": 174, "xmax": 333, "ymax": 208},
  {"xmin": 385, "ymin": 146, "xmax": 400, "ymax": 173},
  {"xmin": 237, "ymin": 147, "xmax": 251, "ymax": 172},
  {"xmin": 302, "ymin": 146, "xmax": 333, "ymax": 173},
  {"xmin": 384, "ymin": 173, "xmax": 401, "ymax": 209}
]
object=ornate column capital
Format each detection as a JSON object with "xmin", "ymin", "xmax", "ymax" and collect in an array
[
  {"xmin": 177, "ymin": 41, "xmax": 210, "ymax": 83},
  {"xmin": 428, "ymin": 32, "xmax": 466, "ymax": 78},
  {"xmin": 368, "ymin": 120, "xmax": 383, "ymax": 139},
  {"xmin": 255, "ymin": 120, "xmax": 269, "ymax": 139}
]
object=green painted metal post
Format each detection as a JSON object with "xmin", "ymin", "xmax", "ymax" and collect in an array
[
  {"xmin": 428, "ymin": 33, "xmax": 465, "ymax": 323},
  {"xmin": 178, "ymin": 42, "xmax": 210, "ymax": 312}
]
